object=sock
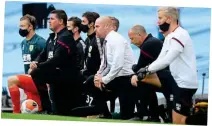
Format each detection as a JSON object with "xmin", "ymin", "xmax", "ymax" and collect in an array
[
  {"xmin": 17, "ymin": 77, "xmax": 42, "ymax": 112},
  {"xmin": 9, "ymin": 86, "xmax": 21, "ymax": 113}
]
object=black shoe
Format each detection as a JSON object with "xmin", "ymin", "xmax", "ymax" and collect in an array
[{"xmin": 145, "ymin": 117, "xmax": 161, "ymax": 122}]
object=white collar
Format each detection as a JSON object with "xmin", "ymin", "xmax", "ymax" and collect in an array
[{"xmin": 105, "ymin": 30, "xmax": 115, "ymax": 42}]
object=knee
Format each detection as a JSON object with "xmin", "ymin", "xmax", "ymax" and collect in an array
[
  {"xmin": 7, "ymin": 76, "xmax": 20, "ymax": 88},
  {"xmin": 172, "ymin": 110, "xmax": 187, "ymax": 124},
  {"xmin": 172, "ymin": 118, "xmax": 185, "ymax": 124},
  {"xmin": 29, "ymin": 68, "xmax": 39, "ymax": 77},
  {"xmin": 172, "ymin": 116, "xmax": 178, "ymax": 124}
]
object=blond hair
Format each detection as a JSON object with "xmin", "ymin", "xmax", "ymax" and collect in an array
[
  {"xmin": 158, "ymin": 7, "xmax": 179, "ymax": 22},
  {"xmin": 20, "ymin": 14, "xmax": 36, "ymax": 30}
]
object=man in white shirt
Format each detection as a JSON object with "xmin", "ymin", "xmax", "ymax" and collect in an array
[
  {"xmin": 98, "ymin": 16, "xmax": 120, "ymax": 113},
  {"xmin": 71, "ymin": 16, "xmax": 120, "ymax": 118},
  {"xmin": 93, "ymin": 16, "xmax": 136, "ymax": 119},
  {"xmin": 137, "ymin": 7, "xmax": 198, "ymax": 124}
]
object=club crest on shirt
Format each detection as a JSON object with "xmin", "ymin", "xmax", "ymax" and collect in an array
[{"xmin": 29, "ymin": 45, "xmax": 34, "ymax": 52}]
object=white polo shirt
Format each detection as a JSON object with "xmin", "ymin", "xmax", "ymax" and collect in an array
[
  {"xmin": 100, "ymin": 30, "xmax": 135, "ymax": 84},
  {"xmin": 148, "ymin": 26, "xmax": 198, "ymax": 89}
]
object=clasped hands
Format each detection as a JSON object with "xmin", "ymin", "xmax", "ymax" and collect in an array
[
  {"xmin": 131, "ymin": 66, "xmax": 150, "ymax": 87},
  {"xmin": 94, "ymin": 74, "xmax": 105, "ymax": 90},
  {"xmin": 28, "ymin": 61, "xmax": 38, "ymax": 74}
]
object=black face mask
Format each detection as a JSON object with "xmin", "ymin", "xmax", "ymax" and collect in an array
[
  {"xmin": 159, "ymin": 22, "xmax": 170, "ymax": 32},
  {"xmin": 80, "ymin": 24, "xmax": 89, "ymax": 33},
  {"xmin": 19, "ymin": 29, "xmax": 29, "ymax": 37}
]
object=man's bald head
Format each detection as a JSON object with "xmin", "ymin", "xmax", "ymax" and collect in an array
[
  {"xmin": 128, "ymin": 25, "xmax": 148, "ymax": 47},
  {"xmin": 95, "ymin": 16, "xmax": 113, "ymax": 38},
  {"xmin": 96, "ymin": 16, "xmax": 113, "ymax": 27},
  {"xmin": 130, "ymin": 25, "xmax": 147, "ymax": 34}
]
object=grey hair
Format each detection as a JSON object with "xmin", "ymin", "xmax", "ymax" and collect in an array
[
  {"xmin": 130, "ymin": 25, "xmax": 147, "ymax": 34},
  {"xmin": 109, "ymin": 16, "xmax": 119, "ymax": 31}
]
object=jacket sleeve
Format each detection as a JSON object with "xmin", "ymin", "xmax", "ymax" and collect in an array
[
  {"xmin": 76, "ymin": 42, "xmax": 84, "ymax": 70},
  {"xmin": 148, "ymin": 38, "xmax": 183, "ymax": 73}
]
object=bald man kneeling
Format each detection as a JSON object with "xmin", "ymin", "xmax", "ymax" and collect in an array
[{"xmin": 92, "ymin": 16, "xmax": 136, "ymax": 120}]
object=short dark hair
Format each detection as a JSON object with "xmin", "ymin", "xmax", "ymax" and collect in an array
[
  {"xmin": 50, "ymin": 10, "xmax": 67, "ymax": 26},
  {"xmin": 68, "ymin": 16, "xmax": 82, "ymax": 33},
  {"xmin": 20, "ymin": 14, "xmax": 37, "ymax": 30},
  {"xmin": 109, "ymin": 16, "xmax": 120, "ymax": 31},
  {"xmin": 82, "ymin": 11, "xmax": 100, "ymax": 24}
]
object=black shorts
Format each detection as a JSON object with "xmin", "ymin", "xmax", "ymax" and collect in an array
[
  {"xmin": 157, "ymin": 70, "xmax": 197, "ymax": 116},
  {"xmin": 172, "ymin": 87, "xmax": 197, "ymax": 116}
]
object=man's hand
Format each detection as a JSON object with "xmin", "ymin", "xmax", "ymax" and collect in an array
[
  {"xmin": 94, "ymin": 74, "xmax": 104, "ymax": 90},
  {"xmin": 28, "ymin": 68, "xmax": 32, "ymax": 74},
  {"xmin": 137, "ymin": 72, "xmax": 146, "ymax": 81},
  {"xmin": 30, "ymin": 61, "xmax": 38, "ymax": 69},
  {"xmin": 94, "ymin": 74, "xmax": 103, "ymax": 83},
  {"xmin": 131, "ymin": 75, "xmax": 138, "ymax": 87},
  {"xmin": 94, "ymin": 80, "xmax": 102, "ymax": 89},
  {"xmin": 137, "ymin": 66, "xmax": 150, "ymax": 81}
]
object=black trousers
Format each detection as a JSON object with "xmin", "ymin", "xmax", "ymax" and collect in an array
[
  {"xmin": 134, "ymin": 70, "xmax": 175, "ymax": 122},
  {"xmin": 135, "ymin": 82, "xmax": 159, "ymax": 119},
  {"xmin": 30, "ymin": 68, "xmax": 80, "ymax": 115},
  {"xmin": 83, "ymin": 75, "xmax": 136, "ymax": 120}
]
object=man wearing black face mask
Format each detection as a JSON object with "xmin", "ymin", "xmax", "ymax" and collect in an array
[
  {"xmin": 81, "ymin": 11, "xmax": 101, "ymax": 80},
  {"xmin": 69, "ymin": 12, "xmax": 110, "ymax": 118},
  {"xmin": 7, "ymin": 14, "xmax": 46, "ymax": 113},
  {"xmin": 8, "ymin": 10, "xmax": 79, "ymax": 116},
  {"xmin": 67, "ymin": 16, "xmax": 85, "ymax": 70},
  {"xmin": 19, "ymin": 14, "xmax": 46, "ymax": 74},
  {"xmin": 137, "ymin": 7, "xmax": 199, "ymax": 124}
]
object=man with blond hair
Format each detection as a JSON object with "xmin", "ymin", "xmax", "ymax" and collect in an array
[
  {"xmin": 137, "ymin": 7, "xmax": 198, "ymax": 124},
  {"xmin": 7, "ymin": 14, "xmax": 46, "ymax": 113}
]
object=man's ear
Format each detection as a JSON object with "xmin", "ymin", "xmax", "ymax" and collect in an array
[
  {"xmin": 59, "ymin": 19, "xmax": 64, "ymax": 25},
  {"xmin": 74, "ymin": 27, "xmax": 79, "ymax": 32},
  {"xmin": 89, "ymin": 22, "xmax": 94, "ymax": 28},
  {"xmin": 29, "ymin": 24, "xmax": 33, "ymax": 30},
  {"xmin": 167, "ymin": 16, "xmax": 172, "ymax": 23}
]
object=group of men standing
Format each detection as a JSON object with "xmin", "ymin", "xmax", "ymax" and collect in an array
[{"xmin": 7, "ymin": 6, "xmax": 202, "ymax": 125}]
